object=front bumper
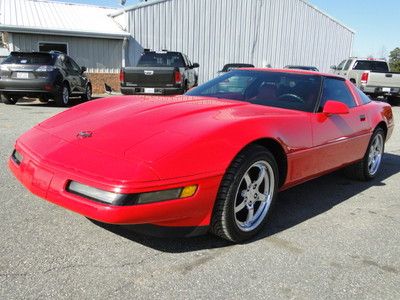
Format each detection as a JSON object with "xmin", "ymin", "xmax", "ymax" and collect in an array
[
  {"xmin": 9, "ymin": 142, "xmax": 222, "ymax": 228},
  {"xmin": 121, "ymin": 86, "xmax": 185, "ymax": 95}
]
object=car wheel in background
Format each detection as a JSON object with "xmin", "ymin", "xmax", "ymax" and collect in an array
[
  {"xmin": 211, "ymin": 145, "xmax": 278, "ymax": 243},
  {"xmin": 387, "ymin": 96, "xmax": 400, "ymax": 106},
  {"xmin": 55, "ymin": 84, "xmax": 70, "ymax": 107},
  {"xmin": 1, "ymin": 93, "xmax": 17, "ymax": 105},
  {"xmin": 82, "ymin": 84, "xmax": 92, "ymax": 101},
  {"xmin": 344, "ymin": 128, "xmax": 385, "ymax": 181}
]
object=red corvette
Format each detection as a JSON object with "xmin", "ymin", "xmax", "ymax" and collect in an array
[{"xmin": 9, "ymin": 69, "xmax": 394, "ymax": 242}]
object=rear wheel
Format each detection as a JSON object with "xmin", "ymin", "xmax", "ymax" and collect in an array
[
  {"xmin": 344, "ymin": 128, "xmax": 385, "ymax": 181},
  {"xmin": 55, "ymin": 84, "xmax": 70, "ymax": 107},
  {"xmin": 1, "ymin": 93, "xmax": 17, "ymax": 105},
  {"xmin": 211, "ymin": 145, "xmax": 278, "ymax": 243}
]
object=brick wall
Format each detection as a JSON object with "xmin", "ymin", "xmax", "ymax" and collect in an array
[{"xmin": 87, "ymin": 73, "xmax": 120, "ymax": 94}]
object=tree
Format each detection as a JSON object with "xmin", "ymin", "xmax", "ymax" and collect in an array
[{"xmin": 389, "ymin": 47, "xmax": 400, "ymax": 72}]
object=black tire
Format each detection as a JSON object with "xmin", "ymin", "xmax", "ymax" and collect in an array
[
  {"xmin": 82, "ymin": 84, "xmax": 92, "ymax": 101},
  {"xmin": 211, "ymin": 145, "xmax": 279, "ymax": 243},
  {"xmin": 55, "ymin": 83, "xmax": 70, "ymax": 107},
  {"xmin": 1, "ymin": 93, "xmax": 17, "ymax": 105},
  {"xmin": 350, "ymin": 79, "xmax": 356, "ymax": 85},
  {"xmin": 344, "ymin": 128, "xmax": 385, "ymax": 181},
  {"xmin": 387, "ymin": 96, "xmax": 400, "ymax": 106}
]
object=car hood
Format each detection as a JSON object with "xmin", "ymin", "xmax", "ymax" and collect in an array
[{"xmin": 37, "ymin": 95, "xmax": 301, "ymax": 179}]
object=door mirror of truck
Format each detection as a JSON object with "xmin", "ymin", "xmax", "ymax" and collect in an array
[
  {"xmin": 330, "ymin": 65, "xmax": 337, "ymax": 70},
  {"xmin": 192, "ymin": 63, "xmax": 200, "ymax": 69},
  {"xmin": 81, "ymin": 66, "xmax": 87, "ymax": 73},
  {"xmin": 323, "ymin": 100, "xmax": 350, "ymax": 115}
]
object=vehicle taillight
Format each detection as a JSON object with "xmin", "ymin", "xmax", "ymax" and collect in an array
[
  {"xmin": 119, "ymin": 69, "xmax": 125, "ymax": 83},
  {"xmin": 361, "ymin": 72, "xmax": 369, "ymax": 84},
  {"xmin": 174, "ymin": 70, "xmax": 182, "ymax": 84}
]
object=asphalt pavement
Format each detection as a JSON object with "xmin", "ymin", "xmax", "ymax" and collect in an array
[{"xmin": 1, "ymin": 99, "xmax": 399, "ymax": 300}]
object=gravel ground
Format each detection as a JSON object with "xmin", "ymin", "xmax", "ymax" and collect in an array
[{"xmin": 0, "ymin": 99, "xmax": 399, "ymax": 300}]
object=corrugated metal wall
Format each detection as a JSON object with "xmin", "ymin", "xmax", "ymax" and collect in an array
[
  {"xmin": 11, "ymin": 33, "xmax": 122, "ymax": 73},
  {"xmin": 122, "ymin": 0, "xmax": 354, "ymax": 83}
]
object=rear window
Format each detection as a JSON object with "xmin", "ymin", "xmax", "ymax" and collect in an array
[
  {"xmin": 137, "ymin": 52, "xmax": 185, "ymax": 68},
  {"xmin": 353, "ymin": 60, "xmax": 389, "ymax": 72},
  {"xmin": 2, "ymin": 53, "xmax": 55, "ymax": 65}
]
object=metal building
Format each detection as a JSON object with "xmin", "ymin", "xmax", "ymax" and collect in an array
[
  {"xmin": 112, "ymin": 0, "xmax": 354, "ymax": 83},
  {"xmin": 0, "ymin": 0, "xmax": 129, "ymax": 92}
]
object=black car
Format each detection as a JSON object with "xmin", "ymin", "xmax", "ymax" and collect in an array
[
  {"xmin": 217, "ymin": 63, "xmax": 255, "ymax": 76},
  {"xmin": 120, "ymin": 50, "xmax": 199, "ymax": 95},
  {"xmin": 0, "ymin": 51, "xmax": 92, "ymax": 106}
]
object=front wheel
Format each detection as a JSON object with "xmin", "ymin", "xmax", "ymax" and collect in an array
[
  {"xmin": 82, "ymin": 84, "xmax": 92, "ymax": 101},
  {"xmin": 344, "ymin": 128, "xmax": 385, "ymax": 181},
  {"xmin": 211, "ymin": 145, "xmax": 278, "ymax": 243}
]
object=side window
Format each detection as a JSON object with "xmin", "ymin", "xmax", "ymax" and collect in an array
[
  {"xmin": 69, "ymin": 57, "xmax": 81, "ymax": 72},
  {"xmin": 344, "ymin": 59, "xmax": 353, "ymax": 70},
  {"xmin": 337, "ymin": 60, "xmax": 346, "ymax": 70},
  {"xmin": 356, "ymin": 88, "xmax": 372, "ymax": 104},
  {"xmin": 319, "ymin": 78, "xmax": 356, "ymax": 111}
]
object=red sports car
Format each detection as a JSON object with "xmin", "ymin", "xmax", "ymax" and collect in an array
[{"xmin": 9, "ymin": 69, "xmax": 394, "ymax": 242}]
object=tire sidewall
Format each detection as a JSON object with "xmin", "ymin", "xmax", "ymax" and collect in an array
[{"xmin": 223, "ymin": 147, "xmax": 279, "ymax": 241}]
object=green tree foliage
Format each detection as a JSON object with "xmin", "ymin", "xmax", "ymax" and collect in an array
[{"xmin": 389, "ymin": 47, "xmax": 400, "ymax": 72}]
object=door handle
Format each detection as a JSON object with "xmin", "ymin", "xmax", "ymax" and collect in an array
[{"xmin": 360, "ymin": 115, "xmax": 366, "ymax": 122}]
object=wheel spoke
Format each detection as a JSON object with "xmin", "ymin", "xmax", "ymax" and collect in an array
[
  {"xmin": 257, "ymin": 193, "xmax": 267, "ymax": 202},
  {"xmin": 254, "ymin": 166, "xmax": 266, "ymax": 187},
  {"xmin": 246, "ymin": 207, "xmax": 254, "ymax": 223},
  {"xmin": 243, "ymin": 174, "xmax": 252, "ymax": 188},
  {"xmin": 235, "ymin": 201, "xmax": 246, "ymax": 213}
]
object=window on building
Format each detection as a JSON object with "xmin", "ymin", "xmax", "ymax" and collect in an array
[
  {"xmin": 38, "ymin": 42, "xmax": 68, "ymax": 54},
  {"xmin": 319, "ymin": 78, "xmax": 356, "ymax": 111}
]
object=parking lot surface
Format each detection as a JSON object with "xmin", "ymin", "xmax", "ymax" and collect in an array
[{"xmin": 1, "ymin": 100, "xmax": 399, "ymax": 300}]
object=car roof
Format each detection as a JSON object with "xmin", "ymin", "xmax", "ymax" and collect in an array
[{"xmin": 237, "ymin": 67, "xmax": 344, "ymax": 79}]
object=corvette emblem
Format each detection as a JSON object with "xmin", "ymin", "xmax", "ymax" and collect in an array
[{"xmin": 77, "ymin": 131, "xmax": 93, "ymax": 139}]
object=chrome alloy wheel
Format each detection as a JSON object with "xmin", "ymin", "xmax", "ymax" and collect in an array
[
  {"xmin": 234, "ymin": 160, "xmax": 275, "ymax": 232},
  {"xmin": 62, "ymin": 86, "xmax": 69, "ymax": 105},
  {"xmin": 368, "ymin": 133, "xmax": 384, "ymax": 176}
]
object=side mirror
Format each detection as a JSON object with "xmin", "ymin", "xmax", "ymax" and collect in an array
[
  {"xmin": 191, "ymin": 63, "xmax": 200, "ymax": 69},
  {"xmin": 330, "ymin": 65, "xmax": 337, "ymax": 70},
  {"xmin": 81, "ymin": 66, "xmax": 87, "ymax": 73},
  {"xmin": 323, "ymin": 100, "xmax": 349, "ymax": 115}
]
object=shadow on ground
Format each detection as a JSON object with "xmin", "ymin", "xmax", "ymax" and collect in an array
[{"xmin": 92, "ymin": 152, "xmax": 400, "ymax": 253}]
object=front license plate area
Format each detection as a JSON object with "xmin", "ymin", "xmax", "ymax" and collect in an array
[{"xmin": 144, "ymin": 88, "xmax": 155, "ymax": 94}]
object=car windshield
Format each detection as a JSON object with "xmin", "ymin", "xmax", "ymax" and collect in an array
[
  {"xmin": 2, "ymin": 53, "xmax": 55, "ymax": 65},
  {"xmin": 137, "ymin": 52, "xmax": 185, "ymax": 67},
  {"xmin": 186, "ymin": 70, "xmax": 322, "ymax": 112},
  {"xmin": 221, "ymin": 64, "xmax": 255, "ymax": 72},
  {"xmin": 286, "ymin": 66, "xmax": 318, "ymax": 71}
]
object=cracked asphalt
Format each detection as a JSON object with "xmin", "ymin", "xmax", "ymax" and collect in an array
[{"xmin": 1, "ymin": 99, "xmax": 399, "ymax": 299}]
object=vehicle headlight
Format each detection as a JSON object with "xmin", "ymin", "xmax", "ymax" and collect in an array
[{"xmin": 67, "ymin": 181, "xmax": 198, "ymax": 206}]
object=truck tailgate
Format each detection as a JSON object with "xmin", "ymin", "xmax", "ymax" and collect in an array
[
  {"xmin": 367, "ymin": 72, "xmax": 400, "ymax": 88},
  {"xmin": 123, "ymin": 67, "xmax": 177, "ymax": 87}
]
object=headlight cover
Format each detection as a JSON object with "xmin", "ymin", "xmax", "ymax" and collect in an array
[{"xmin": 67, "ymin": 181, "xmax": 197, "ymax": 206}]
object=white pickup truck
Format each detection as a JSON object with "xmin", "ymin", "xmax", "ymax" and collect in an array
[{"xmin": 331, "ymin": 58, "xmax": 400, "ymax": 104}]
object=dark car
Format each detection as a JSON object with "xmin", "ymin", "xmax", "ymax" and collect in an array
[
  {"xmin": 284, "ymin": 65, "xmax": 319, "ymax": 72},
  {"xmin": 0, "ymin": 51, "xmax": 92, "ymax": 106},
  {"xmin": 120, "ymin": 50, "xmax": 199, "ymax": 95},
  {"xmin": 217, "ymin": 63, "xmax": 255, "ymax": 76}
]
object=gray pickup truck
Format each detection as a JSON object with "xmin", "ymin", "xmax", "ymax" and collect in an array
[
  {"xmin": 331, "ymin": 58, "xmax": 400, "ymax": 103},
  {"xmin": 120, "ymin": 50, "xmax": 199, "ymax": 95}
]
